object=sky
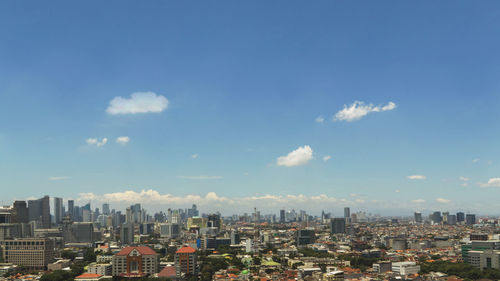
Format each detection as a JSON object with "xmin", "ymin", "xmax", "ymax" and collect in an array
[{"xmin": 1, "ymin": 1, "xmax": 500, "ymax": 215}]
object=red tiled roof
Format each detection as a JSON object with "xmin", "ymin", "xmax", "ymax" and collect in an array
[
  {"xmin": 116, "ymin": 246, "xmax": 157, "ymax": 256},
  {"xmin": 176, "ymin": 245, "xmax": 196, "ymax": 254},
  {"xmin": 75, "ymin": 273, "xmax": 103, "ymax": 279},
  {"xmin": 158, "ymin": 266, "xmax": 176, "ymax": 277}
]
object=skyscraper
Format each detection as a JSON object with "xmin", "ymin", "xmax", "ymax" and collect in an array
[
  {"xmin": 457, "ymin": 212, "xmax": 465, "ymax": 223},
  {"xmin": 54, "ymin": 197, "xmax": 63, "ymax": 226},
  {"xmin": 432, "ymin": 211, "xmax": 442, "ymax": 224},
  {"xmin": 280, "ymin": 209, "xmax": 286, "ymax": 223},
  {"xmin": 414, "ymin": 212, "xmax": 422, "ymax": 223},
  {"xmin": 67, "ymin": 200, "xmax": 74, "ymax": 219},
  {"xmin": 466, "ymin": 214, "xmax": 476, "ymax": 225},
  {"xmin": 331, "ymin": 218, "xmax": 346, "ymax": 234},
  {"xmin": 344, "ymin": 207, "xmax": 350, "ymax": 219},
  {"xmin": 102, "ymin": 203, "xmax": 110, "ymax": 216},
  {"xmin": 12, "ymin": 201, "xmax": 28, "ymax": 223},
  {"xmin": 28, "ymin": 196, "xmax": 50, "ymax": 228}
]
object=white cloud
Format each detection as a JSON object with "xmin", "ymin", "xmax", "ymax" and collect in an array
[
  {"xmin": 315, "ymin": 116, "xmax": 325, "ymax": 123},
  {"xmin": 116, "ymin": 136, "xmax": 130, "ymax": 145},
  {"xmin": 472, "ymin": 158, "xmax": 480, "ymax": 163},
  {"xmin": 178, "ymin": 175, "xmax": 223, "ymax": 180},
  {"xmin": 407, "ymin": 175, "xmax": 426, "ymax": 180},
  {"xmin": 277, "ymin": 145, "xmax": 313, "ymax": 167},
  {"xmin": 48, "ymin": 176, "xmax": 70, "ymax": 181},
  {"xmin": 412, "ymin": 199, "xmax": 425, "ymax": 203},
  {"xmin": 191, "ymin": 154, "xmax": 199, "ymax": 159},
  {"xmin": 323, "ymin": 155, "xmax": 332, "ymax": 162},
  {"xmin": 394, "ymin": 189, "xmax": 400, "ymax": 193},
  {"xmin": 86, "ymin": 138, "xmax": 107, "ymax": 147},
  {"xmin": 459, "ymin": 176, "xmax": 470, "ymax": 182},
  {"xmin": 436, "ymin": 198, "xmax": 451, "ymax": 203},
  {"xmin": 480, "ymin": 178, "xmax": 500, "ymax": 187},
  {"xmin": 106, "ymin": 92, "xmax": 169, "ymax": 115},
  {"xmin": 334, "ymin": 101, "xmax": 396, "ymax": 122}
]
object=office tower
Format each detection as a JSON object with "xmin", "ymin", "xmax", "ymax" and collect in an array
[
  {"xmin": 457, "ymin": 212, "xmax": 465, "ymax": 223},
  {"xmin": 0, "ymin": 238, "xmax": 55, "ymax": 270},
  {"xmin": 54, "ymin": 197, "xmax": 63, "ymax": 226},
  {"xmin": 331, "ymin": 218, "xmax": 346, "ymax": 234},
  {"xmin": 432, "ymin": 211, "xmax": 442, "ymax": 224},
  {"xmin": 207, "ymin": 214, "xmax": 221, "ymax": 229},
  {"xmin": 112, "ymin": 246, "xmax": 159, "ymax": 276},
  {"xmin": 448, "ymin": 214, "xmax": 457, "ymax": 225},
  {"xmin": 102, "ymin": 203, "xmax": 110, "ymax": 216},
  {"xmin": 280, "ymin": 209, "xmax": 286, "ymax": 223},
  {"xmin": 12, "ymin": 201, "xmax": 28, "ymax": 223},
  {"xmin": 231, "ymin": 231, "xmax": 241, "ymax": 245},
  {"xmin": 344, "ymin": 207, "xmax": 351, "ymax": 223},
  {"xmin": 67, "ymin": 200, "xmax": 74, "ymax": 219},
  {"xmin": 62, "ymin": 221, "xmax": 94, "ymax": 243},
  {"xmin": 175, "ymin": 246, "xmax": 198, "ymax": 278},
  {"xmin": 159, "ymin": 223, "xmax": 180, "ymax": 238},
  {"xmin": 297, "ymin": 229, "xmax": 316, "ymax": 246},
  {"xmin": 414, "ymin": 212, "xmax": 422, "ymax": 223},
  {"xmin": 27, "ymin": 196, "xmax": 50, "ymax": 228},
  {"xmin": 442, "ymin": 212, "xmax": 449, "ymax": 224},
  {"xmin": 466, "ymin": 214, "xmax": 476, "ymax": 225},
  {"xmin": 120, "ymin": 223, "xmax": 134, "ymax": 245},
  {"xmin": 125, "ymin": 207, "xmax": 132, "ymax": 223}
]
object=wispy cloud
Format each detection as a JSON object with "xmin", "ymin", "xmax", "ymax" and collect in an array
[
  {"xmin": 315, "ymin": 116, "xmax": 325, "ymax": 123},
  {"xmin": 334, "ymin": 101, "xmax": 396, "ymax": 122},
  {"xmin": 459, "ymin": 176, "xmax": 470, "ymax": 186},
  {"xmin": 407, "ymin": 174, "xmax": 426, "ymax": 180},
  {"xmin": 191, "ymin": 154, "xmax": 199, "ymax": 159},
  {"xmin": 472, "ymin": 158, "xmax": 480, "ymax": 163},
  {"xmin": 86, "ymin": 138, "xmax": 108, "ymax": 147},
  {"xmin": 436, "ymin": 198, "xmax": 451, "ymax": 203},
  {"xmin": 106, "ymin": 92, "xmax": 169, "ymax": 115},
  {"xmin": 178, "ymin": 175, "xmax": 223, "ymax": 180},
  {"xmin": 323, "ymin": 155, "xmax": 332, "ymax": 162},
  {"xmin": 116, "ymin": 136, "xmax": 130, "ymax": 145},
  {"xmin": 412, "ymin": 199, "xmax": 425, "ymax": 203},
  {"xmin": 480, "ymin": 178, "xmax": 500, "ymax": 187},
  {"xmin": 277, "ymin": 145, "xmax": 313, "ymax": 167},
  {"xmin": 48, "ymin": 176, "xmax": 70, "ymax": 181}
]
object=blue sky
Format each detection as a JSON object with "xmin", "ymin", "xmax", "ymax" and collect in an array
[{"xmin": 1, "ymin": 1, "xmax": 500, "ymax": 215}]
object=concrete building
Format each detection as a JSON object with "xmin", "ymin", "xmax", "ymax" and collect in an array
[
  {"xmin": 0, "ymin": 238, "xmax": 55, "ymax": 270},
  {"xmin": 466, "ymin": 214, "xmax": 476, "ymax": 225},
  {"xmin": 63, "ymin": 221, "xmax": 94, "ymax": 243},
  {"xmin": 331, "ymin": 218, "xmax": 346, "ymax": 234},
  {"xmin": 297, "ymin": 229, "xmax": 316, "ymax": 246},
  {"xmin": 392, "ymin": 261, "xmax": 420, "ymax": 275},
  {"xmin": 54, "ymin": 197, "xmax": 63, "ymax": 226},
  {"xmin": 112, "ymin": 246, "xmax": 158, "ymax": 277},
  {"xmin": 87, "ymin": 263, "xmax": 112, "ymax": 276},
  {"xmin": 373, "ymin": 261, "xmax": 392, "ymax": 273},
  {"xmin": 175, "ymin": 245, "xmax": 197, "ymax": 278},
  {"xmin": 159, "ymin": 223, "xmax": 180, "ymax": 239},
  {"xmin": 120, "ymin": 223, "xmax": 135, "ymax": 245},
  {"xmin": 414, "ymin": 212, "xmax": 422, "ymax": 223},
  {"xmin": 12, "ymin": 201, "xmax": 28, "ymax": 223},
  {"xmin": 28, "ymin": 196, "xmax": 50, "ymax": 228}
]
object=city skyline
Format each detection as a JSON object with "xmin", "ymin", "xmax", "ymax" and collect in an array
[{"xmin": 2, "ymin": 1, "xmax": 500, "ymax": 215}]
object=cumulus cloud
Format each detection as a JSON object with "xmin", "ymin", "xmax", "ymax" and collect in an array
[
  {"xmin": 436, "ymin": 198, "xmax": 451, "ymax": 203},
  {"xmin": 86, "ymin": 138, "xmax": 108, "ymax": 147},
  {"xmin": 106, "ymin": 92, "xmax": 169, "ymax": 115},
  {"xmin": 334, "ymin": 101, "xmax": 396, "ymax": 122},
  {"xmin": 315, "ymin": 116, "xmax": 325, "ymax": 123},
  {"xmin": 277, "ymin": 145, "xmax": 313, "ymax": 167},
  {"xmin": 480, "ymin": 178, "xmax": 500, "ymax": 187},
  {"xmin": 323, "ymin": 155, "xmax": 332, "ymax": 162},
  {"xmin": 178, "ymin": 175, "xmax": 223, "ymax": 180},
  {"xmin": 412, "ymin": 199, "xmax": 426, "ymax": 203},
  {"xmin": 48, "ymin": 176, "xmax": 70, "ymax": 181},
  {"xmin": 116, "ymin": 136, "xmax": 130, "ymax": 144},
  {"xmin": 407, "ymin": 175, "xmax": 426, "ymax": 180}
]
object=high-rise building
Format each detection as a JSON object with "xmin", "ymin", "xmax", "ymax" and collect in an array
[
  {"xmin": 120, "ymin": 223, "xmax": 135, "ymax": 245},
  {"xmin": 67, "ymin": 200, "xmax": 74, "ymax": 219},
  {"xmin": 28, "ymin": 196, "xmax": 50, "ymax": 228},
  {"xmin": 448, "ymin": 214, "xmax": 457, "ymax": 225},
  {"xmin": 280, "ymin": 209, "xmax": 286, "ymax": 223},
  {"xmin": 466, "ymin": 214, "xmax": 476, "ymax": 225},
  {"xmin": 442, "ymin": 212, "xmax": 449, "ymax": 224},
  {"xmin": 457, "ymin": 212, "xmax": 465, "ymax": 223},
  {"xmin": 231, "ymin": 231, "xmax": 241, "ymax": 245},
  {"xmin": 54, "ymin": 197, "xmax": 63, "ymax": 226},
  {"xmin": 207, "ymin": 214, "xmax": 221, "ymax": 229},
  {"xmin": 414, "ymin": 212, "xmax": 422, "ymax": 223},
  {"xmin": 175, "ymin": 246, "xmax": 197, "ymax": 278},
  {"xmin": 159, "ymin": 223, "xmax": 180, "ymax": 238},
  {"xmin": 344, "ymin": 207, "xmax": 351, "ymax": 223},
  {"xmin": 102, "ymin": 203, "xmax": 110, "ymax": 216},
  {"xmin": 12, "ymin": 201, "xmax": 28, "ymax": 223},
  {"xmin": 297, "ymin": 229, "xmax": 316, "ymax": 246},
  {"xmin": 432, "ymin": 211, "xmax": 442, "ymax": 224},
  {"xmin": 331, "ymin": 218, "xmax": 346, "ymax": 234}
]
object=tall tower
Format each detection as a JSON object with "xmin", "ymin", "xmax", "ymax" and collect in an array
[{"xmin": 54, "ymin": 197, "xmax": 63, "ymax": 225}]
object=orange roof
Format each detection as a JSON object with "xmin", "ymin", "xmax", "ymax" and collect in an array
[
  {"xmin": 76, "ymin": 273, "xmax": 103, "ymax": 279},
  {"xmin": 116, "ymin": 246, "xmax": 157, "ymax": 256},
  {"xmin": 176, "ymin": 245, "xmax": 196, "ymax": 254}
]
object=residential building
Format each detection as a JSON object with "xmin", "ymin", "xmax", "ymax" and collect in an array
[
  {"xmin": 111, "ymin": 246, "xmax": 158, "ymax": 277},
  {"xmin": 175, "ymin": 245, "xmax": 197, "ymax": 278}
]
